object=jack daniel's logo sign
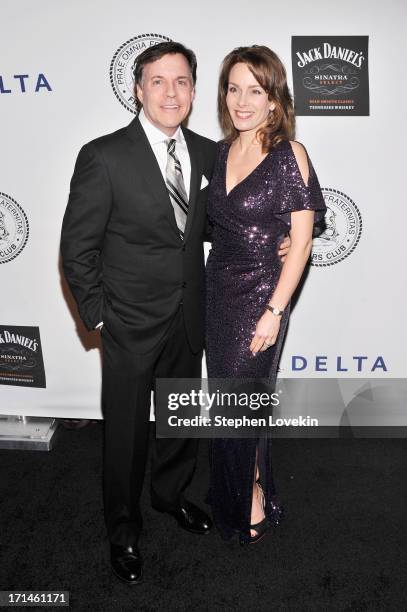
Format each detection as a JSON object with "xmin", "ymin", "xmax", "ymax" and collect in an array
[
  {"xmin": 291, "ymin": 36, "xmax": 369, "ymax": 116},
  {"xmin": 295, "ymin": 43, "xmax": 366, "ymax": 69},
  {"xmin": 0, "ymin": 330, "xmax": 39, "ymax": 351},
  {"xmin": 0, "ymin": 325, "xmax": 46, "ymax": 387}
]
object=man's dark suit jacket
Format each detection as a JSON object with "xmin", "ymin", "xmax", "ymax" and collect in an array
[{"xmin": 61, "ymin": 117, "xmax": 217, "ymax": 353}]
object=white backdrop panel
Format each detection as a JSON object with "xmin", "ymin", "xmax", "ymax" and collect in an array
[{"xmin": 1, "ymin": 0, "xmax": 405, "ymax": 417}]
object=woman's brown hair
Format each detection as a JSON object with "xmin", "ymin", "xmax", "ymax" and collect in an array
[{"xmin": 218, "ymin": 45, "xmax": 295, "ymax": 151}]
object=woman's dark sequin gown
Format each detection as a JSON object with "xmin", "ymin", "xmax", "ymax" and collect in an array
[{"xmin": 205, "ymin": 139, "xmax": 326, "ymax": 543}]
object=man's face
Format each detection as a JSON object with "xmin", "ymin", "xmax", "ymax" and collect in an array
[{"xmin": 136, "ymin": 53, "xmax": 195, "ymax": 136}]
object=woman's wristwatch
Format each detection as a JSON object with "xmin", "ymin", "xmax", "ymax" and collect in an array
[{"xmin": 265, "ymin": 304, "xmax": 284, "ymax": 316}]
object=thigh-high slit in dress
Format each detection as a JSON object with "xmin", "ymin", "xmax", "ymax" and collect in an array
[{"xmin": 205, "ymin": 139, "xmax": 326, "ymax": 543}]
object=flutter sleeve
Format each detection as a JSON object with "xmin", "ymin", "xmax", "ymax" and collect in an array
[{"xmin": 274, "ymin": 140, "xmax": 327, "ymax": 236}]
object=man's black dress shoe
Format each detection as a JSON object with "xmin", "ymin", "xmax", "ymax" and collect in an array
[
  {"xmin": 158, "ymin": 499, "xmax": 212, "ymax": 535},
  {"xmin": 110, "ymin": 544, "xmax": 143, "ymax": 585}
]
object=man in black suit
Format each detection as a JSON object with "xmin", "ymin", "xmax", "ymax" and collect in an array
[
  {"xmin": 61, "ymin": 42, "xmax": 216, "ymax": 585},
  {"xmin": 61, "ymin": 41, "xmax": 290, "ymax": 584}
]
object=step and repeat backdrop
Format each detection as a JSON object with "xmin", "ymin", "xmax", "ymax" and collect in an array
[{"xmin": 1, "ymin": 0, "xmax": 406, "ymax": 418}]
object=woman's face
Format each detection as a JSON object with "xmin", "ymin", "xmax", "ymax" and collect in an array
[{"xmin": 226, "ymin": 62, "xmax": 275, "ymax": 136}]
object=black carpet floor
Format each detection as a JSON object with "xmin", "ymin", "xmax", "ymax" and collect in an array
[{"xmin": 1, "ymin": 422, "xmax": 406, "ymax": 611}]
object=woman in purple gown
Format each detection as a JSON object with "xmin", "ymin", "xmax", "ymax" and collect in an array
[{"xmin": 205, "ymin": 46, "xmax": 326, "ymax": 544}]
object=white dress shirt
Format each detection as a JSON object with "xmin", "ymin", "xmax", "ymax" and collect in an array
[{"xmin": 95, "ymin": 109, "xmax": 191, "ymax": 330}]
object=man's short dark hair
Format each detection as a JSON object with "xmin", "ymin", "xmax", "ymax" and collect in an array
[{"xmin": 133, "ymin": 41, "xmax": 197, "ymax": 112}]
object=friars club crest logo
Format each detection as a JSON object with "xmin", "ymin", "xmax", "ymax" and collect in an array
[
  {"xmin": 311, "ymin": 188, "xmax": 362, "ymax": 267},
  {"xmin": 110, "ymin": 33, "xmax": 172, "ymax": 113},
  {"xmin": 0, "ymin": 192, "xmax": 29, "ymax": 264}
]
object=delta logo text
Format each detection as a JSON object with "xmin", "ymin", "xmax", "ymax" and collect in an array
[
  {"xmin": 311, "ymin": 188, "xmax": 362, "ymax": 267},
  {"xmin": 289, "ymin": 355, "xmax": 387, "ymax": 373},
  {"xmin": 0, "ymin": 74, "xmax": 52, "ymax": 94},
  {"xmin": 110, "ymin": 33, "xmax": 171, "ymax": 113},
  {"xmin": 0, "ymin": 192, "xmax": 29, "ymax": 264}
]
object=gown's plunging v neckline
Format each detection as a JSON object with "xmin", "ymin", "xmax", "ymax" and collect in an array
[{"xmin": 224, "ymin": 142, "xmax": 272, "ymax": 198}]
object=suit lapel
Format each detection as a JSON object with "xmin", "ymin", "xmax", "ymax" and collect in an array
[
  {"xmin": 125, "ymin": 117, "xmax": 181, "ymax": 239},
  {"xmin": 182, "ymin": 127, "xmax": 200, "ymax": 243},
  {"xmin": 125, "ymin": 117, "xmax": 202, "ymax": 243}
]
